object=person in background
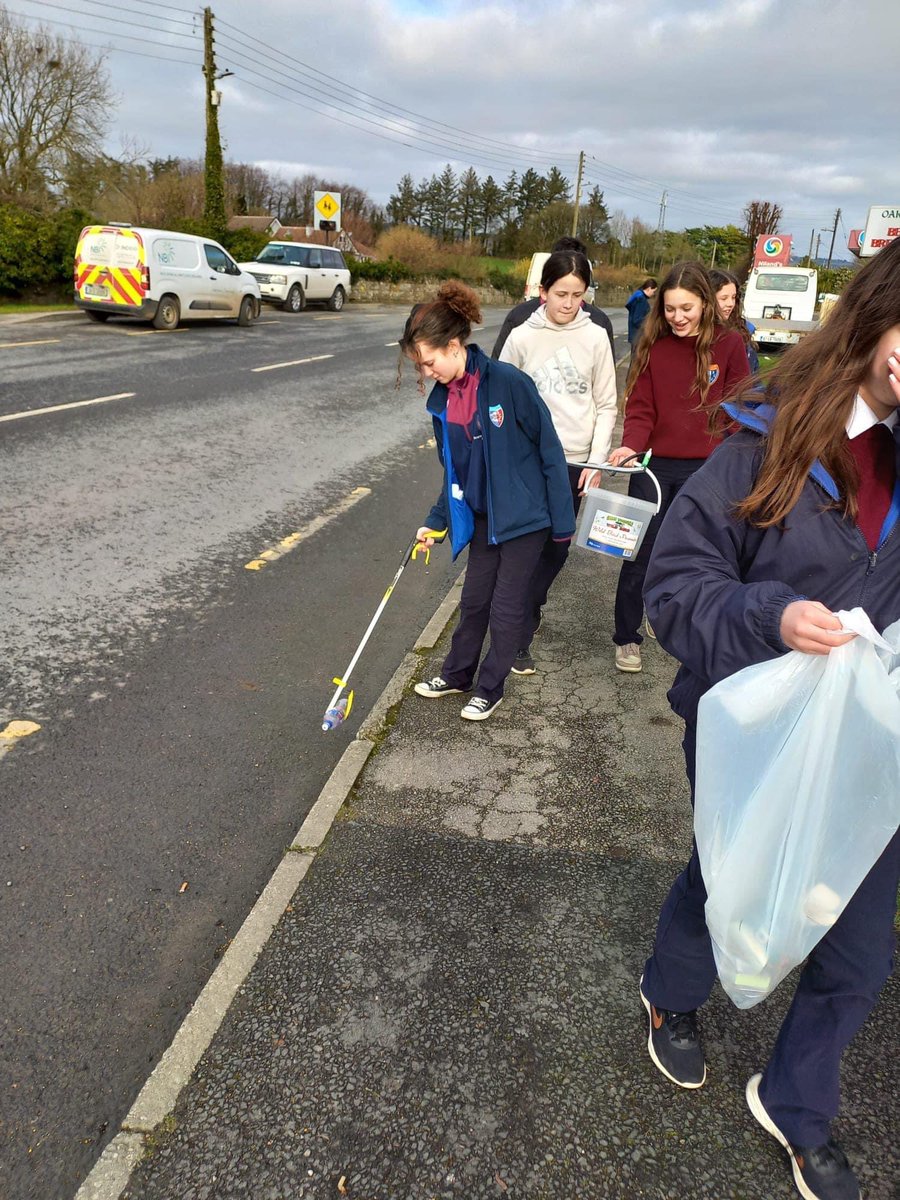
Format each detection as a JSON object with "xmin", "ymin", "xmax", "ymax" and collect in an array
[
  {"xmin": 710, "ymin": 267, "xmax": 760, "ymax": 374},
  {"xmin": 498, "ymin": 249, "xmax": 617, "ymax": 673},
  {"xmin": 608, "ymin": 261, "xmax": 749, "ymax": 673},
  {"xmin": 625, "ymin": 278, "xmax": 658, "ymax": 356},
  {"xmin": 638, "ymin": 234, "xmax": 900, "ymax": 1200},
  {"xmin": 492, "ymin": 236, "xmax": 615, "ymax": 359},
  {"xmin": 400, "ymin": 281, "xmax": 574, "ymax": 722}
]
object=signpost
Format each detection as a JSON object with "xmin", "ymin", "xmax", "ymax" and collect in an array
[{"xmin": 314, "ymin": 190, "xmax": 342, "ymax": 240}]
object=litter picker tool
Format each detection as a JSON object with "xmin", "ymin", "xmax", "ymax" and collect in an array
[{"xmin": 321, "ymin": 530, "xmax": 445, "ymax": 731}]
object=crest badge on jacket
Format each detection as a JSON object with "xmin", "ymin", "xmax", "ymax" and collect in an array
[{"xmin": 488, "ymin": 404, "xmax": 504, "ymax": 428}]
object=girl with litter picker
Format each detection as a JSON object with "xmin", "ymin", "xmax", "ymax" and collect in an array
[
  {"xmin": 400, "ymin": 281, "xmax": 575, "ymax": 722},
  {"xmin": 608, "ymin": 261, "xmax": 749, "ymax": 672},
  {"xmin": 710, "ymin": 267, "xmax": 761, "ymax": 374},
  {"xmin": 639, "ymin": 235, "xmax": 900, "ymax": 1200},
  {"xmin": 498, "ymin": 248, "xmax": 617, "ymax": 675}
]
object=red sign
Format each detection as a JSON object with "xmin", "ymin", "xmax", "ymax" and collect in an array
[{"xmin": 753, "ymin": 234, "xmax": 792, "ymax": 266}]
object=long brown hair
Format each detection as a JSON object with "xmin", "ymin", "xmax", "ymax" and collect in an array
[
  {"xmin": 625, "ymin": 261, "xmax": 719, "ymax": 408},
  {"xmin": 735, "ymin": 235, "xmax": 900, "ymax": 527},
  {"xmin": 709, "ymin": 268, "xmax": 752, "ymax": 349}
]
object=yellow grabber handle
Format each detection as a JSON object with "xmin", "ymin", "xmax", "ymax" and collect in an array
[
  {"xmin": 412, "ymin": 528, "xmax": 447, "ymax": 566},
  {"xmin": 330, "ymin": 679, "xmax": 354, "ymax": 717}
]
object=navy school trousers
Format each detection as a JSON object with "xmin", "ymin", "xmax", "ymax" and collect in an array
[
  {"xmin": 642, "ymin": 723, "xmax": 900, "ymax": 1146},
  {"xmin": 440, "ymin": 515, "xmax": 548, "ymax": 704}
]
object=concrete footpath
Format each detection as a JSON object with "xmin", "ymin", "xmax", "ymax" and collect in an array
[{"xmin": 104, "ymin": 535, "xmax": 897, "ymax": 1200}]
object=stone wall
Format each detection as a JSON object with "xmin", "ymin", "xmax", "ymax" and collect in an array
[{"xmin": 349, "ymin": 278, "xmax": 516, "ymax": 306}]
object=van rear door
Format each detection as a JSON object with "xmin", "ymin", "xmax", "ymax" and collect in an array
[{"xmin": 75, "ymin": 226, "xmax": 146, "ymax": 310}]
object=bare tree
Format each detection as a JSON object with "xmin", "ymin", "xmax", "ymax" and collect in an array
[
  {"xmin": 0, "ymin": 5, "xmax": 116, "ymax": 207},
  {"xmin": 742, "ymin": 199, "xmax": 784, "ymax": 247}
]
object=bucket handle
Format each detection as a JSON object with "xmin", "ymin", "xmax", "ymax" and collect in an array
[{"xmin": 572, "ymin": 451, "xmax": 663, "ymax": 514}]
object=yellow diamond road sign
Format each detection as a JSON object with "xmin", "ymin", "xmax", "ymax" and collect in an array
[{"xmin": 316, "ymin": 192, "xmax": 338, "ymax": 219}]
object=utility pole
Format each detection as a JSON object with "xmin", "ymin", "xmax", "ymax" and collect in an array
[
  {"xmin": 655, "ymin": 190, "xmax": 668, "ymax": 271},
  {"xmin": 826, "ymin": 207, "xmax": 841, "ymax": 269},
  {"xmin": 710, "ymin": 240, "xmax": 718, "ymax": 268},
  {"xmin": 202, "ymin": 7, "xmax": 228, "ymax": 242},
  {"xmin": 571, "ymin": 151, "xmax": 584, "ymax": 237},
  {"xmin": 806, "ymin": 227, "xmax": 815, "ymax": 268},
  {"xmin": 814, "ymin": 232, "xmax": 823, "ymax": 263}
]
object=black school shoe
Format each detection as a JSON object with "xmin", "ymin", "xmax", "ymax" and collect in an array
[
  {"xmin": 639, "ymin": 976, "xmax": 707, "ymax": 1088},
  {"xmin": 511, "ymin": 649, "xmax": 536, "ymax": 675},
  {"xmin": 746, "ymin": 1074, "xmax": 861, "ymax": 1200},
  {"xmin": 414, "ymin": 675, "xmax": 466, "ymax": 698}
]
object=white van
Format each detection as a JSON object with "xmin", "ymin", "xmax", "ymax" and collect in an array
[
  {"xmin": 240, "ymin": 241, "xmax": 352, "ymax": 312},
  {"xmin": 742, "ymin": 265, "xmax": 818, "ymax": 346},
  {"xmin": 74, "ymin": 224, "xmax": 262, "ymax": 329},
  {"xmin": 524, "ymin": 251, "xmax": 596, "ymax": 305}
]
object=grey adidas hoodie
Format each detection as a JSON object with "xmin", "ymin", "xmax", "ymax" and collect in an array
[{"xmin": 498, "ymin": 305, "xmax": 617, "ymax": 467}]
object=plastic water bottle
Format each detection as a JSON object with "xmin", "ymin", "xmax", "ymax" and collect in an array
[{"xmin": 321, "ymin": 697, "xmax": 349, "ymax": 732}]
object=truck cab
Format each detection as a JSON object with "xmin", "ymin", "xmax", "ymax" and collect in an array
[{"xmin": 742, "ymin": 265, "xmax": 818, "ymax": 347}]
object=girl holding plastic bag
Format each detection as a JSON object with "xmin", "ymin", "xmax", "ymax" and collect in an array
[{"xmin": 638, "ymin": 237, "xmax": 900, "ymax": 1200}]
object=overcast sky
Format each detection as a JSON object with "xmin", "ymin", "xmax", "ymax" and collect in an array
[{"xmin": 8, "ymin": 0, "xmax": 897, "ymax": 250}]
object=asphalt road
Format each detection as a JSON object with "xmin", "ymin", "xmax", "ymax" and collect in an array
[{"xmin": 0, "ymin": 301, "xmax": 630, "ymax": 1199}]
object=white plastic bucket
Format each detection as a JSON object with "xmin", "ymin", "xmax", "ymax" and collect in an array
[{"xmin": 576, "ymin": 486, "xmax": 658, "ymax": 560}]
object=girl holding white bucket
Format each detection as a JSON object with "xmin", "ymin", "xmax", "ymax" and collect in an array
[
  {"xmin": 608, "ymin": 261, "xmax": 749, "ymax": 672},
  {"xmin": 498, "ymin": 249, "xmax": 618, "ymax": 674}
]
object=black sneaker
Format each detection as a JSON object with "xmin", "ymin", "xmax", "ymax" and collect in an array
[
  {"xmin": 746, "ymin": 1074, "xmax": 861, "ymax": 1200},
  {"xmin": 414, "ymin": 675, "xmax": 465, "ymax": 698},
  {"xmin": 639, "ymin": 977, "xmax": 706, "ymax": 1088},
  {"xmin": 511, "ymin": 649, "xmax": 536, "ymax": 675}
]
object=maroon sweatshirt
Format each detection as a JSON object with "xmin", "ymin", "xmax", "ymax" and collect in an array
[{"xmin": 623, "ymin": 327, "xmax": 750, "ymax": 459}]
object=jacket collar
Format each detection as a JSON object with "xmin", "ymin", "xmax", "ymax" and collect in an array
[
  {"xmin": 426, "ymin": 343, "xmax": 490, "ymax": 416},
  {"xmin": 722, "ymin": 399, "xmax": 839, "ymax": 501}
]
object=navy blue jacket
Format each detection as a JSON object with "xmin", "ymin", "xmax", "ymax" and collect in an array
[
  {"xmin": 423, "ymin": 345, "xmax": 576, "ymax": 559},
  {"xmin": 644, "ymin": 403, "xmax": 900, "ymax": 726},
  {"xmin": 626, "ymin": 289, "xmax": 651, "ymax": 344}
]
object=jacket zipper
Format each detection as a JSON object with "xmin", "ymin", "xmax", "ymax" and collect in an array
[{"xmin": 477, "ymin": 382, "xmax": 497, "ymax": 544}]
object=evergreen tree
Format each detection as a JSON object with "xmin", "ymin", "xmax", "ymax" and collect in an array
[
  {"xmin": 387, "ymin": 173, "xmax": 418, "ymax": 226},
  {"xmin": 516, "ymin": 168, "xmax": 547, "ymax": 220},
  {"xmin": 544, "ymin": 166, "xmax": 571, "ymax": 207},
  {"xmin": 501, "ymin": 171, "xmax": 519, "ymax": 224},
  {"xmin": 436, "ymin": 163, "xmax": 459, "ymax": 239},
  {"xmin": 479, "ymin": 174, "xmax": 503, "ymax": 240},
  {"xmin": 456, "ymin": 167, "xmax": 482, "ymax": 240}
]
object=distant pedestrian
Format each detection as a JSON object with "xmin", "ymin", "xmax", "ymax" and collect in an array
[
  {"xmin": 492, "ymin": 236, "xmax": 615, "ymax": 359},
  {"xmin": 400, "ymin": 281, "xmax": 574, "ymax": 722},
  {"xmin": 625, "ymin": 277, "xmax": 658, "ymax": 353},
  {"xmin": 608, "ymin": 261, "xmax": 749, "ymax": 673},
  {"xmin": 498, "ymin": 248, "xmax": 617, "ymax": 673},
  {"xmin": 639, "ymin": 234, "xmax": 900, "ymax": 1200},
  {"xmin": 710, "ymin": 267, "xmax": 760, "ymax": 374}
]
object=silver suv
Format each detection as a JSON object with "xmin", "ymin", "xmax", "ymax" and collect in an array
[{"xmin": 240, "ymin": 241, "xmax": 351, "ymax": 313}]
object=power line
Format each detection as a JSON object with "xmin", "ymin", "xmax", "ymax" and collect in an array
[
  {"xmin": 215, "ymin": 14, "xmax": 569, "ymax": 169},
  {"xmin": 9, "ymin": 5, "xmax": 201, "ymax": 63},
  {"xmin": 12, "ymin": 0, "xmax": 200, "ymax": 51}
]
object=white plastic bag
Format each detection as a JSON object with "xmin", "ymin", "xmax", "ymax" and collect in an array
[{"xmin": 695, "ymin": 608, "xmax": 900, "ymax": 1009}]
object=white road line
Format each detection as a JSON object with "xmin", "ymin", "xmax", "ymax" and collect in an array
[
  {"xmin": 384, "ymin": 341, "xmax": 399, "ymax": 347},
  {"xmin": 0, "ymin": 338, "xmax": 61, "ymax": 349},
  {"xmin": 251, "ymin": 353, "xmax": 334, "ymax": 374},
  {"xmin": 0, "ymin": 392, "xmax": 136, "ymax": 423}
]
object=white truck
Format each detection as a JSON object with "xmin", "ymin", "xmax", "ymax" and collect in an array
[{"xmin": 742, "ymin": 264, "xmax": 818, "ymax": 348}]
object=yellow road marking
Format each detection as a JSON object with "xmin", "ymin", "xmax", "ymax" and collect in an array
[
  {"xmin": 245, "ymin": 487, "xmax": 371, "ymax": 570},
  {"xmin": 0, "ymin": 338, "xmax": 61, "ymax": 349},
  {"xmin": 251, "ymin": 353, "xmax": 333, "ymax": 373},
  {"xmin": 313, "ymin": 316, "xmax": 343, "ymax": 321},
  {"xmin": 418, "ymin": 436, "xmax": 436, "ymax": 449},
  {"xmin": 0, "ymin": 720, "xmax": 40, "ymax": 760},
  {"xmin": 0, "ymin": 393, "xmax": 136, "ymax": 423}
]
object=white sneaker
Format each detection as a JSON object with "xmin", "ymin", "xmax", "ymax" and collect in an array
[
  {"xmin": 460, "ymin": 695, "xmax": 502, "ymax": 721},
  {"xmin": 615, "ymin": 644, "xmax": 642, "ymax": 673}
]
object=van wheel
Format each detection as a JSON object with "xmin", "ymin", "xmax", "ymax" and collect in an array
[
  {"xmin": 283, "ymin": 284, "xmax": 305, "ymax": 313},
  {"xmin": 238, "ymin": 295, "xmax": 256, "ymax": 327},
  {"xmin": 328, "ymin": 286, "xmax": 345, "ymax": 312},
  {"xmin": 153, "ymin": 295, "xmax": 180, "ymax": 330},
  {"xmin": 86, "ymin": 310, "xmax": 110, "ymax": 323}
]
